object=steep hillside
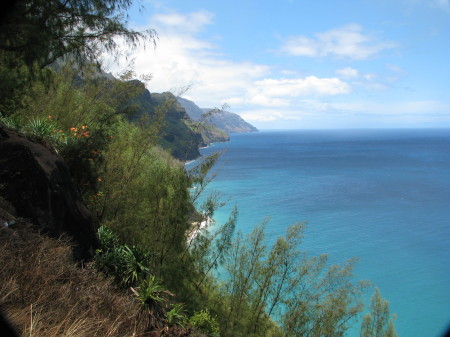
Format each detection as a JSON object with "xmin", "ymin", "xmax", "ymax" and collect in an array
[
  {"xmin": 177, "ymin": 97, "xmax": 258, "ymax": 134},
  {"xmin": 177, "ymin": 97, "xmax": 204, "ymax": 121},
  {"xmin": 201, "ymin": 109, "xmax": 258, "ymax": 133},
  {"xmin": 130, "ymin": 88, "xmax": 202, "ymax": 160},
  {"xmin": 177, "ymin": 97, "xmax": 230, "ymax": 145}
]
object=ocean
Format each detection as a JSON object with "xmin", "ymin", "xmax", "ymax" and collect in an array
[{"xmin": 189, "ymin": 129, "xmax": 450, "ymax": 337}]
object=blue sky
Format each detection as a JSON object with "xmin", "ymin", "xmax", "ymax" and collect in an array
[{"xmin": 107, "ymin": 0, "xmax": 450, "ymax": 129}]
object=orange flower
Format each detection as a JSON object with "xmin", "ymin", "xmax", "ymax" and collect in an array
[{"xmin": 97, "ymin": 177, "xmax": 102, "ymax": 182}]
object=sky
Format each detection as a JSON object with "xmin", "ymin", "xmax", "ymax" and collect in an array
[{"xmin": 106, "ymin": 0, "xmax": 450, "ymax": 129}]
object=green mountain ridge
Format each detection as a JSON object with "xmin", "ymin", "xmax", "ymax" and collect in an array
[
  {"xmin": 126, "ymin": 87, "xmax": 202, "ymax": 160},
  {"xmin": 177, "ymin": 97, "xmax": 258, "ymax": 134},
  {"xmin": 200, "ymin": 108, "xmax": 258, "ymax": 133}
]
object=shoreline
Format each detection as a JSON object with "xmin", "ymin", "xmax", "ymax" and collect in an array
[
  {"xmin": 184, "ymin": 139, "xmax": 230, "ymax": 166},
  {"xmin": 188, "ymin": 216, "xmax": 214, "ymax": 243}
]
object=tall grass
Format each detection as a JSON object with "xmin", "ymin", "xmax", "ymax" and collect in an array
[{"xmin": 0, "ymin": 224, "xmax": 147, "ymax": 337}]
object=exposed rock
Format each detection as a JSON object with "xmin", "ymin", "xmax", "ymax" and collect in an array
[{"xmin": 0, "ymin": 125, "xmax": 97, "ymax": 258}]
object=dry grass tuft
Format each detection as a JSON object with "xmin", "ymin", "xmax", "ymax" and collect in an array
[{"xmin": 0, "ymin": 223, "xmax": 150, "ymax": 337}]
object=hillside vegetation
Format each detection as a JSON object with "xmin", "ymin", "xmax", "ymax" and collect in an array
[{"xmin": 0, "ymin": 1, "xmax": 397, "ymax": 337}]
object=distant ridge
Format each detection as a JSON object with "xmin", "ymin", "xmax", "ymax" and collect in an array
[
  {"xmin": 177, "ymin": 97, "xmax": 258, "ymax": 133},
  {"xmin": 201, "ymin": 108, "xmax": 258, "ymax": 133}
]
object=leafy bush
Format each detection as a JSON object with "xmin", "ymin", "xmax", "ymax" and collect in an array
[
  {"xmin": 131, "ymin": 275, "xmax": 174, "ymax": 330},
  {"xmin": 0, "ymin": 112, "xmax": 24, "ymax": 129},
  {"xmin": 189, "ymin": 309, "xmax": 220, "ymax": 337},
  {"xmin": 97, "ymin": 224, "xmax": 120, "ymax": 250},
  {"xmin": 166, "ymin": 303, "xmax": 187, "ymax": 327},
  {"xmin": 0, "ymin": 114, "xmax": 66, "ymax": 148},
  {"xmin": 95, "ymin": 226, "xmax": 152, "ymax": 287},
  {"xmin": 131, "ymin": 276, "xmax": 169, "ymax": 311}
]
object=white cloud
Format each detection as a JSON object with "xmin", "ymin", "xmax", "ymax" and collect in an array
[
  {"xmin": 252, "ymin": 77, "xmax": 351, "ymax": 97},
  {"xmin": 223, "ymin": 76, "xmax": 350, "ymax": 111},
  {"xmin": 105, "ymin": 11, "xmax": 270, "ymax": 107},
  {"xmin": 238, "ymin": 99, "xmax": 450, "ymax": 127},
  {"xmin": 281, "ymin": 24, "xmax": 396, "ymax": 60},
  {"xmin": 151, "ymin": 11, "xmax": 215, "ymax": 34},
  {"xmin": 333, "ymin": 100, "xmax": 450, "ymax": 115},
  {"xmin": 103, "ymin": 10, "xmax": 448, "ymax": 129},
  {"xmin": 336, "ymin": 67, "xmax": 360, "ymax": 79},
  {"xmin": 105, "ymin": 11, "xmax": 352, "ymax": 110},
  {"xmin": 240, "ymin": 109, "xmax": 293, "ymax": 122},
  {"xmin": 335, "ymin": 67, "xmax": 391, "ymax": 91}
]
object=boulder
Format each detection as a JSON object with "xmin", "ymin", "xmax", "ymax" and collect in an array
[{"xmin": 0, "ymin": 125, "xmax": 97, "ymax": 258}]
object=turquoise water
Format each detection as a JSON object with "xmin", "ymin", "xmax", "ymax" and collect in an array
[{"xmin": 191, "ymin": 129, "xmax": 450, "ymax": 337}]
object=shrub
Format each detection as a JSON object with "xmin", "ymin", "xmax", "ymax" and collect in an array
[
  {"xmin": 166, "ymin": 303, "xmax": 187, "ymax": 327},
  {"xmin": 131, "ymin": 275, "xmax": 174, "ymax": 330},
  {"xmin": 189, "ymin": 309, "xmax": 220, "ymax": 337},
  {"xmin": 95, "ymin": 226, "xmax": 152, "ymax": 287}
]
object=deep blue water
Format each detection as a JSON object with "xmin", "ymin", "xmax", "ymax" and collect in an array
[{"xmin": 190, "ymin": 129, "xmax": 450, "ymax": 337}]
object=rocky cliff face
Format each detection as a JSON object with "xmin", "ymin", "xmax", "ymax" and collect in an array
[{"xmin": 0, "ymin": 126, "xmax": 97, "ymax": 258}]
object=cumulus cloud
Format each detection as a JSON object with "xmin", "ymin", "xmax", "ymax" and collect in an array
[
  {"xmin": 224, "ymin": 76, "xmax": 350, "ymax": 112},
  {"xmin": 105, "ymin": 11, "xmax": 270, "ymax": 107},
  {"xmin": 105, "ymin": 11, "xmax": 352, "ymax": 110},
  {"xmin": 281, "ymin": 24, "xmax": 396, "ymax": 60}
]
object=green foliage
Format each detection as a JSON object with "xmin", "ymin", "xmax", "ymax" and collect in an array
[
  {"xmin": 189, "ymin": 309, "xmax": 221, "ymax": 337},
  {"xmin": 131, "ymin": 275, "xmax": 174, "ymax": 330},
  {"xmin": 97, "ymin": 224, "xmax": 120, "ymax": 250},
  {"xmin": 0, "ymin": 0, "xmax": 155, "ymax": 116},
  {"xmin": 0, "ymin": 4, "xmax": 398, "ymax": 334},
  {"xmin": 167, "ymin": 303, "xmax": 187, "ymax": 327},
  {"xmin": 0, "ymin": 0, "xmax": 155, "ymax": 68},
  {"xmin": 131, "ymin": 91, "xmax": 203, "ymax": 160},
  {"xmin": 0, "ymin": 113, "xmax": 24, "ymax": 129},
  {"xmin": 188, "ymin": 152, "xmax": 222, "ymax": 203},
  {"xmin": 0, "ymin": 113, "xmax": 66, "ymax": 147},
  {"xmin": 132, "ymin": 276, "xmax": 169, "ymax": 311},
  {"xmin": 207, "ymin": 222, "xmax": 368, "ymax": 337},
  {"xmin": 2, "ymin": 65, "xmax": 150, "ymax": 196},
  {"xmin": 90, "ymin": 120, "xmax": 195, "ymax": 289},
  {"xmin": 95, "ymin": 226, "xmax": 152, "ymax": 287},
  {"xmin": 360, "ymin": 288, "xmax": 398, "ymax": 337},
  {"xmin": 24, "ymin": 117, "xmax": 58, "ymax": 141}
]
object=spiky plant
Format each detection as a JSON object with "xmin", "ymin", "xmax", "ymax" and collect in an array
[
  {"xmin": 131, "ymin": 276, "xmax": 174, "ymax": 330},
  {"xmin": 166, "ymin": 303, "xmax": 187, "ymax": 327}
]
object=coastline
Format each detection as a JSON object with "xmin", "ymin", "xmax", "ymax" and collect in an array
[
  {"xmin": 188, "ymin": 216, "xmax": 214, "ymax": 243},
  {"xmin": 184, "ymin": 139, "xmax": 230, "ymax": 166}
]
